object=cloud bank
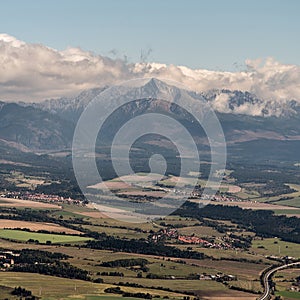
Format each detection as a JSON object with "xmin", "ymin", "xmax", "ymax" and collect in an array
[{"xmin": 0, "ymin": 34, "xmax": 299, "ymax": 105}]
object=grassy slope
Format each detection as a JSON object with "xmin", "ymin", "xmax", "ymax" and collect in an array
[
  {"xmin": 251, "ymin": 238, "xmax": 300, "ymax": 258},
  {"xmin": 0, "ymin": 229, "xmax": 92, "ymax": 244},
  {"xmin": 0, "ymin": 272, "xmax": 185, "ymax": 299}
]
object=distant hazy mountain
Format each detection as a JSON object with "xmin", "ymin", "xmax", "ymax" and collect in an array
[
  {"xmin": 37, "ymin": 78, "xmax": 300, "ymax": 143},
  {"xmin": 0, "ymin": 78, "xmax": 299, "ymax": 152},
  {"xmin": 33, "ymin": 87, "xmax": 107, "ymax": 123},
  {"xmin": 0, "ymin": 101, "xmax": 74, "ymax": 150},
  {"xmin": 36, "ymin": 78, "xmax": 299, "ymax": 119}
]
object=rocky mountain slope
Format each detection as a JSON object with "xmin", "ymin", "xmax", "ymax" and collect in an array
[{"xmin": 0, "ymin": 79, "xmax": 299, "ymax": 154}]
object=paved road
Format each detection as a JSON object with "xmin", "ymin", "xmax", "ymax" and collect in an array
[{"xmin": 258, "ymin": 261, "xmax": 300, "ymax": 300}]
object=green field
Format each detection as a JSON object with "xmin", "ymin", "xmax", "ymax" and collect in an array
[
  {"xmin": 147, "ymin": 260, "xmax": 216, "ymax": 276},
  {"xmin": 274, "ymin": 269, "xmax": 300, "ymax": 300},
  {"xmin": 236, "ymin": 189, "xmax": 260, "ymax": 200},
  {"xmin": 228, "ymin": 280, "xmax": 262, "ymax": 294},
  {"xmin": 251, "ymin": 238, "xmax": 300, "ymax": 258},
  {"xmin": 156, "ymin": 215, "xmax": 200, "ymax": 227},
  {"xmin": 51, "ymin": 209, "xmax": 90, "ymax": 219},
  {"xmin": 0, "ymin": 229, "xmax": 92, "ymax": 244},
  {"xmin": 177, "ymin": 225, "xmax": 223, "ymax": 237},
  {"xmin": 0, "ymin": 272, "xmax": 185, "ymax": 299},
  {"xmin": 276, "ymin": 290, "xmax": 300, "ymax": 299},
  {"xmin": 273, "ymin": 209, "xmax": 300, "ymax": 215},
  {"xmin": 174, "ymin": 244, "xmax": 270, "ymax": 262},
  {"xmin": 273, "ymin": 198, "xmax": 300, "ymax": 208},
  {"xmin": 103, "ymin": 276, "xmax": 227, "ymax": 292}
]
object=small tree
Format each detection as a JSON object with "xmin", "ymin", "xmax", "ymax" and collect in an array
[{"xmin": 137, "ymin": 271, "xmax": 143, "ymax": 278}]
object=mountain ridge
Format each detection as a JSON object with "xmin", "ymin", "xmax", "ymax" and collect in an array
[
  {"xmin": 0, "ymin": 78, "xmax": 299, "ymax": 152},
  {"xmin": 33, "ymin": 78, "xmax": 300, "ymax": 119}
]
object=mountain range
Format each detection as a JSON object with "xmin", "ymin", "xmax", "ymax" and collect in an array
[{"xmin": 0, "ymin": 79, "xmax": 299, "ymax": 165}]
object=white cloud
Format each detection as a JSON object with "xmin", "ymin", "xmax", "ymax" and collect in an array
[
  {"xmin": 211, "ymin": 93, "xmax": 231, "ymax": 113},
  {"xmin": 138, "ymin": 59, "xmax": 300, "ymax": 104},
  {"xmin": 0, "ymin": 34, "xmax": 299, "ymax": 107},
  {"xmin": 0, "ymin": 34, "xmax": 131, "ymax": 101}
]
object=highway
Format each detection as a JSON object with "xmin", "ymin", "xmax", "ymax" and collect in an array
[{"xmin": 258, "ymin": 261, "xmax": 300, "ymax": 300}]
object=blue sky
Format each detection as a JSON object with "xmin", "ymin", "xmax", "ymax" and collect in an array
[{"xmin": 1, "ymin": 0, "xmax": 299, "ymax": 70}]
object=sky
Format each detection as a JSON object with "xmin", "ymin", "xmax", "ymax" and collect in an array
[
  {"xmin": 0, "ymin": 0, "xmax": 299, "ymax": 104},
  {"xmin": 1, "ymin": 0, "xmax": 300, "ymax": 70}
]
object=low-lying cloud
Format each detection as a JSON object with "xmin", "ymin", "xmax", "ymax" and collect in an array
[{"xmin": 0, "ymin": 34, "xmax": 299, "ymax": 107}]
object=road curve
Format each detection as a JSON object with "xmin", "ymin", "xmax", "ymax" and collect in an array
[{"xmin": 258, "ymin": 261, "xmax": 300, "ymax": 300}]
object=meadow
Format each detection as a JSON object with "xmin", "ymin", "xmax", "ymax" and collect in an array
[
  {"xmin": 0, "ymin": 272, "xmax": 186, "ymax": 299},
  {"xmin": 251, "ymin": 238, "xmax": 300, "ymax": 258},
  {"xmin": 0, "ymin": 229, "xmax": 92, "ymax": 244}
]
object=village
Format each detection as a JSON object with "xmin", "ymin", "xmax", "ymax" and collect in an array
[{"xmin": 150, "ymin": 227, "xmax": 236, "ymax": 250}]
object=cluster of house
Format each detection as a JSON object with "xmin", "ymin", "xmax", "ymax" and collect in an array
[
  {"xmin": 162, "ymin": 186, "xmax": 237, "ymax": 202},
  {"xmin": 0, "ymin": 250, "xmax": 19, "ymax": 268},
  {"xmin": 150, "ymin": 228, "xmax": 233, "ymax": 250},
  {"xmin": 162, "ymin": 228, "xmax": 178, "ymax": 238},
  {"xmin": 200, "ymin": 193, "xmax": 237, "ymax": 202},
  {"xmin": 177, "ymin": 235, "xmax": 229, "ymax": 248},
  {"xmin": 1, "ymin": 191, "xmax": 82, "ymax": 205},
  {"xmin": 167, "ymin": 272, "xmax": 237, "ymax": 281},
  {"xmin": 177, "ymin": 235, "xmax": 232, "ymax": 249},
  {"xmin": 199, "ymin": 273, "xmax": 237, "ymax": 281}
]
